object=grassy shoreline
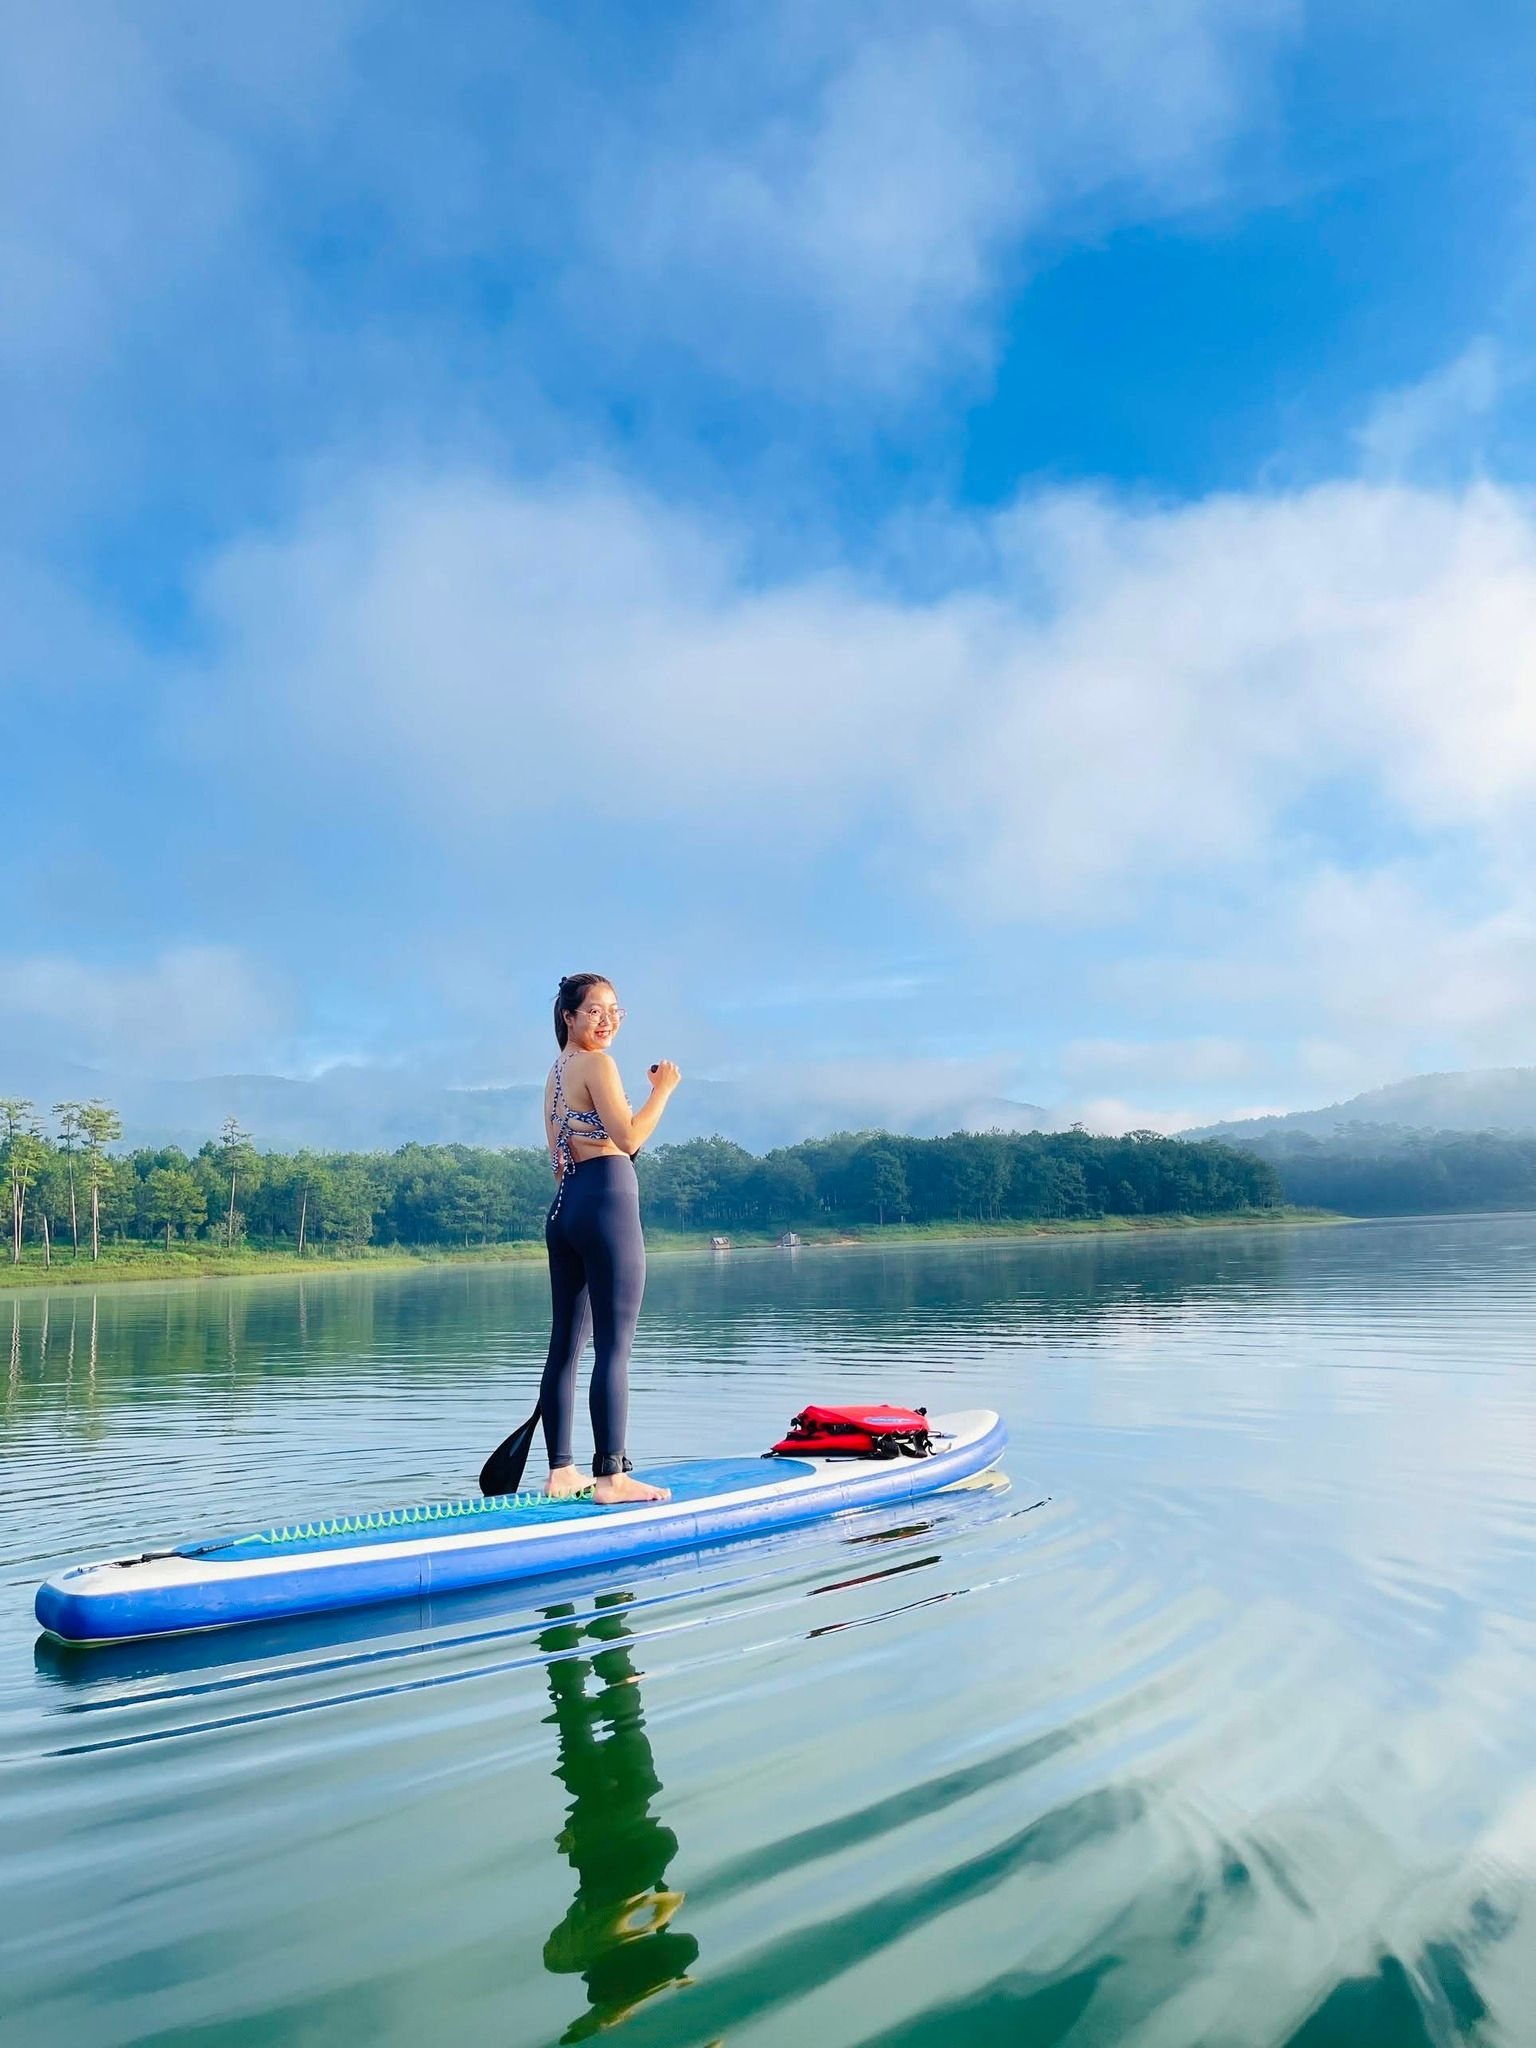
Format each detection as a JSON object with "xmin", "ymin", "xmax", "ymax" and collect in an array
[{"xmin": 0, "ymin": 1207, "xmax": 1344, "ymax": 1291}]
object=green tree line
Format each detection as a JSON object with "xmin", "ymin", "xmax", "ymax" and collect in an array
[
  {"xmin": 636, "ymin": 1128, "xmax": 1280, "ymax": 1228},
  {"xmin": 0, "ymin": 1099, "xmax": 1282, "ymax": 1262},
  {"xmin": 1233, "ymin": 1124, "xmax": 1536, "ymax": 1215}
]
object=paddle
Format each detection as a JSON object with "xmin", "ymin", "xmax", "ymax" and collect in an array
[{"xmin": 479, "ymin": 1403, "xmax": 541, "ymax": 1497}]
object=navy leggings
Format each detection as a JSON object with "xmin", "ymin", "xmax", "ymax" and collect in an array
[{"xmin": 541, "ymin": 1154, "xmax": 646, "ymax": 1476}]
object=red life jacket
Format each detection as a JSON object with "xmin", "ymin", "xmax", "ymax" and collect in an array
[{"xmin": 767, "ymin": 1403, "xmax": 934, "ymax": 1460}]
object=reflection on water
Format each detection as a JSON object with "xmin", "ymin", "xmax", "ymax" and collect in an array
[
  {"xmin": 540, "ymin": 1595, "xmax": 699, "ymax": 2042},
  {"xmin": 4, "ymin": 1217, "xmax": 1536, "ymax": 2045}
]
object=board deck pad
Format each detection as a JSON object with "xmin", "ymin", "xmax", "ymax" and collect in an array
[
  {"xmin": 193, "ymin": 1459, "xmax": 813, "ymax": 1562},
  {"xmin": 35, "ymin": 1410, "xmax": 1005, "ymax": 1645}
]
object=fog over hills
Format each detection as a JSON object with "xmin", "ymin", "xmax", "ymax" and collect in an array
[
  {"xmin": 18, "ymin": 1045, "xmax": 1536, "ymax": 1156},
  {"xmin": 1193, "ymin": 1068, "xmax": 1536, "ymax": 1143},
  {"xmin": 0, "ymin": 1048, "xmax": 1053, "ymax": 1155}
]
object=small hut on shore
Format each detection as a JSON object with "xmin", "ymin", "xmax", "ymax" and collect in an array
[{"xmin": 777, "ymin": 1231, "xmax": 803, "ymax": 1249}]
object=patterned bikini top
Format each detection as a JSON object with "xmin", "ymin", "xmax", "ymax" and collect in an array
[{"xmin": 549, "ymin": 1055, "xmax": 610, "ymax": 1183}]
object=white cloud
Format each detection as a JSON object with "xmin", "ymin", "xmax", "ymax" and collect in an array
[
  {"xmin": 0, "ymin": 11, "xmax": 236, "ymax": 367},
  {"xmin": 667, "ymin": 1053, "xmax": 1057, "ymax": 1141},
  {"xmin": 934, "ymin": 478, "xmax": 1536, "ymax": 916},
  {"xmin": 713, "ymin": 973, "xmax": 932, "ymax": 1013},
  {"xmin": 1058, "ymin": 1096, "xmax": 1205, "ymax": 1135},
  {"xmin": 164, "ymin": 460, "xmax": 1536, "ymax": 1106},
  {"xmin": 0, "ymin": 946, "xmax": 290, "ymax": 1074},
  {"xmin": 0, "ymin": 547, "xmax": 146, "ymax": 706},
  {"xmin": 582, "ymin": 0, "xmax": 1296, "ymax": 386},
  {"xmin": 744, "ymin": 1052, "xmax": 1027, "ymax": 1116},
  {"xmin": 1105, "ymin": 862, "xmax": 1536, "ymax": 1118},
  {"xmin": 1188, "ymin": 867, "xmax": 1536, "ymax": 1070},
  {"xmin": 1061, "ymin": 1037, "xmax": 1259, "ymax": 1085},
  {"xmin": 0, "ymin": 4, "xmax": 364, "ymax": 368},
  {"xmin": 1357, "ymin": 339, "xmax": 1507, "ymax": 478},
  {"xmin": 0, "ymin": 3, "xmax": 371, "ymax": 527},
  {"xmin": 182, "ymin": 468, "xmax": 1536, "ymax": 894},
  {"xmin": 179, "ymin": 471, "xmax": 974, "ymax": 839},
  {"xmin": 0, "ymin": 0, "xmax": 1295, "ymax": 432}
]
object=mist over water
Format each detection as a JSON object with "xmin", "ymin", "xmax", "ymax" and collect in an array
[{"xmin": 4, "ymin": 1218, "xmax": 1535, "ymax": 2045}]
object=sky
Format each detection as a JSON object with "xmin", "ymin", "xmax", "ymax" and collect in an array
[{"xmin": 4, "ymin": 0, "xmax": 1536, "ymax": 1140}]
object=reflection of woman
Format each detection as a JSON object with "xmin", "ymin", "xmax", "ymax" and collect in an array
[
  {"xmin": 542, "ymin": 974, "xmax": 680, "ymax": 1505},
  {"xmin": 540, "ymin": 1594, "xmax": 699, "ymax": 2042}
]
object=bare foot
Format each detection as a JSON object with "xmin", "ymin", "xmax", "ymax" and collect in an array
[
  {"xmin": 545, "ymin": 1466, "xmax": 593, "ymax": 1499},
  {"xmin": 593, "ymin": 1472, "xmax": 672, "ymax": 1505}
]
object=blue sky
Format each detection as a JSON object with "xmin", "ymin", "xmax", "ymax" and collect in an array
[{"xmin": 5, "ymin": 0, "xmax": 1536, "ymax": 1137}]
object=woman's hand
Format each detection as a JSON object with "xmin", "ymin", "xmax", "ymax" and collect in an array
[{"xmin": 648, "ymin": 1060, "xmax": 682, "ymax": 1095}]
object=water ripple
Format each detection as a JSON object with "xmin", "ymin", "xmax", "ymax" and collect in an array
[{"xmin": 5, "ymin": 1219, "xmax": 1536, "ymax": 2045}]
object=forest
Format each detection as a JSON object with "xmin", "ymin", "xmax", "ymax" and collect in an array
[
  {"xmin": 1228, "ymin": 1124, "xmax": 1536, "ymax": 1216},
  {"xmin": 0, "ymin": 1098, "xmax": 1282, "ymax": 1261}
]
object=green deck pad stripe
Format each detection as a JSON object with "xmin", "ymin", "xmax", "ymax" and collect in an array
[
  {"xmin": 181, "ymin": 1458, "xmax": 818, "ymax": 1562},
  {"xmin": 254, "ymin": 1488, "xmax": 598, "ymax": 1545}
]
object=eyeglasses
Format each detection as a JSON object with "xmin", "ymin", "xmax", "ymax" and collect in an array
[{"xmin": 579, "ymin": 1005, "xmax": 626, "ymax": 1026}]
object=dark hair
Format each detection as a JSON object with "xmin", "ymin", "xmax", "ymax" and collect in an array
[{"xmin": 554, "ymin": 973, "xmax": 615, "ymax": 1049}]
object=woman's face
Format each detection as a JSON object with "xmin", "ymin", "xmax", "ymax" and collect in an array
[{"xmin": 566, "ymin": 984, "xmax": 623, "ymax": 1054}]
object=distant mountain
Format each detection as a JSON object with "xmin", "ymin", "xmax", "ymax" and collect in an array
[
  {"xmin": 32, "ymin": 1047, "xmax": 1536, "ymax": 1156},
  {"xmin": 1193, "ymin": 1067, "xmax": 1536, "ymax": 1144},
  {"xmin": 0, "ymin": 1046, "xmax": 1053, "ymax": 1155}
]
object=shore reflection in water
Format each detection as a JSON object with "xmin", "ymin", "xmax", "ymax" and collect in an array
[
  {"xmin": 540, "ymin": 1593, "xmax": 700, "ymax": 2042},
  {"xmin": 8, "ymin": 1220, "xmax": 1536, "ymax": 2045}
]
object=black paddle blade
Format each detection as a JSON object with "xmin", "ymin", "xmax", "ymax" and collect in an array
[{"xmin": 479, "ymin": 1406, "xmax": 540, "ymax": 1497}]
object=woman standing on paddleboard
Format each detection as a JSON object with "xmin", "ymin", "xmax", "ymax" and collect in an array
[{"xmin": 541, "ymin": 974, "xmax": 680, "ymax": 1504}]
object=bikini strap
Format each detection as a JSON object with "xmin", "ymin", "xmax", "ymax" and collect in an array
[{"xmin": 549, "ymin": 1053, "xmax": 605, "ymax": 1218}]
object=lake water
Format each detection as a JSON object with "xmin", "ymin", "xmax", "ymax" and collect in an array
[{"xmin": 3, "ymin": 1216, "xmax": 1535, "ymax": 2046}]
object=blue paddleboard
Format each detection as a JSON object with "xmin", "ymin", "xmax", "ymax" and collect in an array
[{"xmin": 35, "ymin": 1409, "xmax": 1005, "ymax": 1644}]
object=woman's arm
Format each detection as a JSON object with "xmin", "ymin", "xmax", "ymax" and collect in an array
[{"xmin": 582, "ymin": 1053, "xmax": 680, "ymax": 1155}]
